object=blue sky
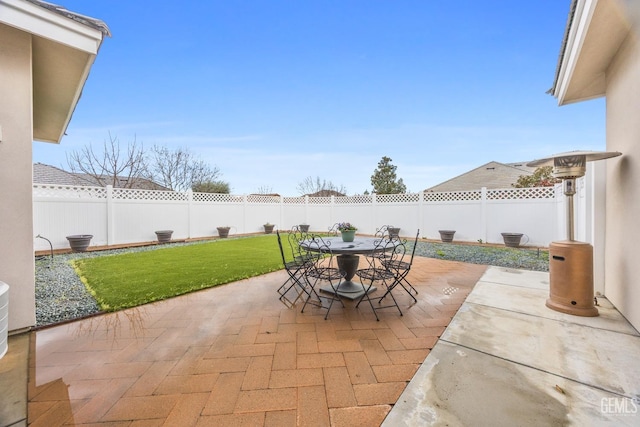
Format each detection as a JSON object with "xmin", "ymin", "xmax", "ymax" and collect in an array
[{"xmin": 33, "ymin": 0, "xmax": 605, "ymax": 195}]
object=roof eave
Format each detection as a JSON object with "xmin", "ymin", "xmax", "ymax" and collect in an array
[
  {"xmin": 0, "ymin": 0, "xmax": 109, "ymax": 143},
  {"xmin": 550, "ymin": 0, "xmax": 631, "ymax": 106},
  {"xmin": 1, "ymin": 0, "xmax": 109, "ymax": 53}
]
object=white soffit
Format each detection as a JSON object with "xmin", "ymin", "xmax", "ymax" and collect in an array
[
  {"xmin": 32, "ymin": 37, "xmax": 95, "ymax": 143},
  {"xmin": 555, "ymin": 0, "xmax": 630, "ymax": 105},
  {"xmin": 0, "ymin": 0, "xmax": 108, "ymax": 143}
]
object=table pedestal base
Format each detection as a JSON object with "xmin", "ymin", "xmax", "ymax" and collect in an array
[
  {"xmin": 320, "ymin": 281, "xmax": 377, "ymax": 300},
  {"xmin": 319, "ymin": 253, "xmax": 376, "ymax": 300}
]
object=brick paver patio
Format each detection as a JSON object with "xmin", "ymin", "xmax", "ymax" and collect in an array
[{"xmin": 28, "ymin": 257, "xmax": 486, "ymax": 426}]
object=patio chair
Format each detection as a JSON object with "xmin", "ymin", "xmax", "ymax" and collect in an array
[
  {"xmin": 287, "ymin": 226, "xmax": 314, "ymax": 264},
  {"xmin": 375, "ymin": 225, "xmax": 400, "ymax": 240},
  {"xmin": 300, "ymin": 235, "xmax": 346, "ymax": 319},
  {"xmin": 371, "ymin": 225, "xmax": 395, "ymax": 261},
  {"xmin": 276, "ymin": 230, "xmax": 312, "ymax": 308},
  {"xmin": 355, "ymin": 237, "xmax": 403, "ymax": 321},
  {"xmin": 379, "ymin": 229, "xmax": 420, "ymax": 303},
  {"xmin": 327, "ymin": 223, "xmax": 340, "ymax": 236},
  {"xmin": 374, "ymin": 225, "xmax": 390, "ymax": 239}
]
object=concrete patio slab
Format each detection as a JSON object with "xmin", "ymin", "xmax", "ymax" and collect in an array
[
  {"xmin": 476, "ymin": 265, "xmax": 550, "ymax": 290},
  {"xmin": 442, "ymin": 302, "xmax": 640, "ymax": 396},
  {"xmin": 383, "ymin": 340, "xmax": 639, "ymax": 426},
  {"xmin": 467, "ymin": 280, "xmax": 637, "ymax": 334},
  {"xmin": 385, "ymin": 266, "xmax": 640, "ymax": 426}
]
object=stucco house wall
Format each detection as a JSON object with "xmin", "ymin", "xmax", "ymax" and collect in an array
[
  {"xmin": 0, "ymin": 22, "xmax": 36, "ymax": 331},
  {"xmin": 552, "ymin": 0, "xmax": 640, "ymax": 330},
  {"xmin": 0, "ymin": 0, "xmax": 107, "ymax": 333},
  {"xmin": 604, "ymin": 31, "xmax": 640, "ymax": 329}
]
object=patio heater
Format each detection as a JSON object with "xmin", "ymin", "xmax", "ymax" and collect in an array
[{"xmin": 527, "ymin": 150, "xmax": 621, "ymax": 317}]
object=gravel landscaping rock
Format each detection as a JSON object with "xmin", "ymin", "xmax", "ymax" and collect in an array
[
  {"xmin": 411, "ymin": 241, "xmax": 549, "ymax": 272},
  {"xmin": 35, "ymin": 241, "xmax": 205, "ymax": 327},
  {"xmin": 35, "ymin": 240, "xmax": 549, "ymax": 327}
]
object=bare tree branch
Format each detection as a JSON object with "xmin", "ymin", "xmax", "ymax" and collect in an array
[
  {"xmin": 66, "ymin": 133, "xmax": 147, "ymax": 188},
  {"xmin": 296, "ymin": 176, "xmax": 347, "ymax": 196},
  {"xmin": 147, "ymin": 146, "xmax": 224, "ymax": 192},
  {"xmin": 256, "ymin": 185, "xmax": 274, "ymax": 194}
]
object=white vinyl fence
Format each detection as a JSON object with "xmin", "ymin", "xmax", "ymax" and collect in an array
[{"xmin": 32, "ymin": 183, "xmax": 586, "ymax": 252}]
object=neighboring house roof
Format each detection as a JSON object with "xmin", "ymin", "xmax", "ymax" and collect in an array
[
  {"xmin": 33, "ymin": 163, "xmax": 94, "ymax": 186},
  {"xmin": 33, "ymin": 163, "xmax": 169, "ymax": 190},
  {"xmin": 1, "ymin": 0, "xmax": 110, "ymax": 143},
  {"xmin": 424, "ymin": 161, "xmax": 536, "ymax": 192}
]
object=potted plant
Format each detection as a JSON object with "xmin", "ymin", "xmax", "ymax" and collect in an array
[
  {"xmin": 263, "ymin": 223, "xmax": 275, "ymax": 234},
  {"xmin": 66, "ymin": 234, "xmax": 93, "ymax": 252},
  {"xmin": 299, "ymin": 223, "xmax": 310, "ymax": 233},
  {"xmin": 388, "ymin": 226, "xmax": 400, "ymax": 238},
  {"xmin": 501, "ymin": 232, "xmax": 525, "ymax": 248},
  {"xmin": 217, "ymin": 226, "xmax": 231, "ymax": 238},
  {"xmin": 438, "ymin": 230, "xmax": 456, "ymax": 243},
  {"xmin": 337, "ymin": 222, "xmax": 357, "ymax": 242},
  {"xmin": 155, "ymin": 230, "xmax": 173, "ymax": 243}
]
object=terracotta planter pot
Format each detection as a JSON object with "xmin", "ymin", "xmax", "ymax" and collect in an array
[
  {"xmin": 438, "ymin": 230, "xmax": 455, "ymax": 243},
  {"xmin": 66, "ymin": 234, "xmax": 93, "ymax": 252},
  {"xmin": 217, "ymin": 227, "xmax": 230, "ymax": 238},
  {"xmin": 155, "ymin": 230, "xmax": 173, "ymax": 243}
]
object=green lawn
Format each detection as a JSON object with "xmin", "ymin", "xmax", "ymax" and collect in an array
[
  {"xmin": 72, "ymin": 235, "xmax": 288, "ymax": 311},
  {"xmin": 70, "ymin": 233, "xmax": 547, "ymax": 314}
]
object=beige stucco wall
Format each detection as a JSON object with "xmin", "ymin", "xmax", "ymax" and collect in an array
[
  {"xmin": 0, "ymin": 23, "xmax": 36, "ymax": 331},
  {"xmin": 604, "ymin": 31, "xmax": 640, "ymax": 330}
]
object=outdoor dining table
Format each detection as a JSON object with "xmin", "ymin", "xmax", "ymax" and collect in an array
[{"xmin": 299, "ymin": 237, "xmax": 393, "ymax": 300}]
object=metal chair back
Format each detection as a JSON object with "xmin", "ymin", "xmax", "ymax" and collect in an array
[
  {"xmin": 300, "ymin": 235, "xmax": 345, "ymax": 319},
  {"xmin": 355, "ymin": 237, "xmax": 402, "ymax": 320},
  {"xmin": 276, "ymin": 229, "xmax": 310, "ymax": 307},
  {"xmin": 327, "ymin": 223, "xmax": 340, "ymax": 236},
  {"xmin": 374, "ymin": 225, "xmax": 390, "ymax": 239},
  {"xmin": 380, "ymin": 229, "xmax": 420, "ymax": 303}
]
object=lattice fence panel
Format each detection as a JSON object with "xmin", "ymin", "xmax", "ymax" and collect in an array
[
  {"xmin": 113, "ymin": 188, "xmax": 188, "ymax": 201},
  {"xmin": 334, "ymin": 195, "xmax": 373, "ymax": 204},
  {"xmin": 307, "ymin": 197, "xmax": 333, "ymax": 205},
  {"xmin": 423, "ymin": 190, "xmax": 482, "ymax": 202},
  {"xmin": 283, "ymin": 197, "xmax": 306, "ymax": 205},
  {"xmin": 32, "ymin": 184, "xmax": 106, "ymax": 199},
  {"xmin": 487, "ymin": 187, "xmax": 555, "ymax": 200},
  {"xmin": 376, "ymin": 193, "xmax": 420, "ymax": 203},
  {"xmin": 193, "ymin": 193, "xmax": 244, "ymax": 203},
  {"xmin": 246, "ymin": 194, "xmax": 281, "ymax": 204}
]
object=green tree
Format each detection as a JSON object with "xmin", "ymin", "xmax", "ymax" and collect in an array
[
  {"xmin": 513, "ymin": 166, "xmax": 561, "ymax": 188},
  {"xmin": 370, "ymin": 156, "xmax": 406, "ymax": 194},
  {"xmin": 192, "ymin": 180, "xmax": 230, "ymax": 194}
]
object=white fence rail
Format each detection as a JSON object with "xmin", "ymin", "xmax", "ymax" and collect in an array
[{"xmin": 32, "ymin": 183, "xmax": 582, "ymax": 252}]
